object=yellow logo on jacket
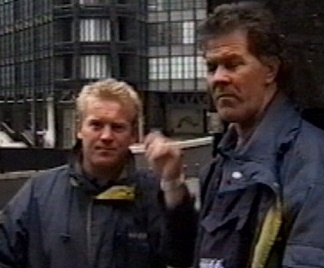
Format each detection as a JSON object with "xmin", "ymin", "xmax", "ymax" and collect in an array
[{"xmin": 95, "ymin": 185, "xmax": 136, "ymax": 201}]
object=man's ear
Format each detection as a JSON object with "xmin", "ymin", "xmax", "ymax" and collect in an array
[
  {"xmin": 131, "ymin": 125, "xmax": 139, "ymax": 143},
  {"xmin": 264, "ymin": 56, "xmax": 280, "ymax": 84},
  {"xmin": 76, "ymin": 131, "xmax": 82, "ymax": 140},
  {"xmin": 76, "ymin": 118, "xmax": 82, "ymax": 139}
]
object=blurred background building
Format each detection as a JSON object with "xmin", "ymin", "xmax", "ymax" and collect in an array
[
  {"xmin": 0, "ymin": 0, "xmax": 211, "ymax": 148},
  {"xmin": 0, "ymin": 0, "xmax": 323, "ymax": 148}
]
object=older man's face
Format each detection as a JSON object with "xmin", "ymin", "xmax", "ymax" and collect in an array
[{"xmin": 205, "ymin": 30, "xmax": 279, "ymax": 129}]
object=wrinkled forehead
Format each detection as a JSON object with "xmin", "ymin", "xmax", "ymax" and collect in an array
[
  {"xmin": 201, "ymin": 26, "xmax": 247, "ymax": 45},
  {"xmin": 203, "ymin": 30, "xmax": 250, "ymax": 57}
]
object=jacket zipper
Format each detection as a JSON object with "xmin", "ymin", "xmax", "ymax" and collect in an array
[{"xmin": 86, "ymin": 200, "xmax": 93, "ymax": 267}]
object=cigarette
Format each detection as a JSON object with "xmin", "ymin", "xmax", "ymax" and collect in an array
[{"xmin": 129, "ymin": 136, "xmax": 213, "ymax": 153}]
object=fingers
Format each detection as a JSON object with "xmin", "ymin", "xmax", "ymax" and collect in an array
[
  {"xmin": 143, "ymin": 131, "xmax": 183, "ymax": 180},
  {"xmin": 144, "ymin": 131, "xmax": 168, "ymax": 151},
  {"xmin": 144, "ymin": 131, "xmax": 180, "ymax": 162}
]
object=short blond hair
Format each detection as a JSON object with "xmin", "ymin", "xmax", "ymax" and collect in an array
[{"xmin": 76, "ymin": 78, "xmax": 143, "ymax": 127}]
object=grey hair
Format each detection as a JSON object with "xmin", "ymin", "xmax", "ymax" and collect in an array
[{"xmin": 197, "ymin": 1, "xmax": 290, "ymax": 91}]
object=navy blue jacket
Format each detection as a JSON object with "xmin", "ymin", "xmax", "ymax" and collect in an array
[
  {"xmin": 0, "ymin": 154, "xmax": 197, "ymax": 268},
  {"xmin": 196, "ymin": 96, "xmax": 324, "ymax": 268}
]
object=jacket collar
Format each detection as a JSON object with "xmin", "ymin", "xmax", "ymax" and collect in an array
[
  {"xmin": 68, "ymin": 147, "xmax": 136, "ymax": 195},
  {"xmin": 218, "ymin": 94, "xmax": 301, "ymax": 163}
]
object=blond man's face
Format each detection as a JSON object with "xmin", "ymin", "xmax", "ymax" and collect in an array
[{"xmin": 77, "ymin": 97, "xmax": 137, "ymax": 175}]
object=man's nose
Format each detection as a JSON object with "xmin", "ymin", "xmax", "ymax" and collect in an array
[
  {"xmin": 210, "ymin": 66, "xmax": 230, "ymax": 85},
  {"xmin": 100, "ymin": 125, "xmax": 113, "ymax": 139}
]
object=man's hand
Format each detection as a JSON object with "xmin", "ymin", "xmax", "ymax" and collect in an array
[
  {"xmin": 144, "ymin": 131, "xmax": 188, "ymax": 207},
  {"xmin": 144, "ymin": 131, "xmax": 183, "ymax": 182}
]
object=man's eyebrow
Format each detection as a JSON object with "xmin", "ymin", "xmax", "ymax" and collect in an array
[
  {"xmin": 225, "ymin": 53, "xmax": 243, "ymax": 59},
  {"xmin": 205, "ymin": 52, "xmax": 243, "ymax": 61}
]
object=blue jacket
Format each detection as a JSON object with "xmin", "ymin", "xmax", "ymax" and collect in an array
[
  {"xmin": 0, "ymin": 154, "xmax": 197, "ymax": 268},
  {"xmin": 196, "ymin": 96, "xmax": 324, "ymax": 268}
]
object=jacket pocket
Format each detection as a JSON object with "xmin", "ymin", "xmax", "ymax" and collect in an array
[
  {"xmin": 199, "ymin": 202, "xmax": 253, "ymax": 266},
  {"xmin": 125, "ymin": 231, "xmax": 151, "ymax": 268},
  {"xmin": 114, "ymin": 229, "xmax": 151, "ymax": 268},
  {"xmin": 201, "ymin": 206, "xmax": 250, "ymax": 233},
  {"xmin": 201, "ymin": 190, "xmax": 253, "ymax": 234}
]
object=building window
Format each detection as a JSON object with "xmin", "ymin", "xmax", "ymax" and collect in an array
[
  {"xmin": 183, "ymin": 21, "xmax": 194, "ymax": 44},
  {"xmin": 79, "ymin": 0, "xmax": 109, "ymax": 4},
  {"xmin": 196, "ymin": 56, "xmax": 207, "ymax": 78},
  {"xmin": 168, "ymin": 0, "xmax": 181, "ymax": 10},
  {"xmin": 159, "ymin": 0, "xmax": 205, "ymax": 10},
  {"xmin": 0, "ymin": 65, "xmax": 14, "ymax": 87},
  {"xmin": 169, "ymin": 22, "xmax": 183, "ymax": 44},
  {"xmin": 151, "ymin": 0, "xmax": 206, "ymax": 11},
  {"xmin": 80, "ymin": 55, "xmax": 111, "ymax": 79},
  {"xmin": 147, "ymin": 0, "xmax": 164, "ymax": 11},
  {"xmin": 171, "ymin": 57, "xmax": 183, "ymax": 79},
  {"xmin": 55, "ymin": 56, "xmax": 73, "ymax": 79},
  {"xmin": 54, "ymin": 19, "xmax": 72, "ymax": 42},
  {"xmin": 80, "ymin": 19, "xmax": 111, "ymax": 42},
  {"xmin": 159, "ymin": 57, "xmax": 170, "ymax": 80},
  {"xmin": 0, "ymin": 6, "xmax": 3, "ymax": 28},
  {"xmin": 183, "ymin": 56, "xmax": 195, "ymax": 79},
  {"xmin": 148, "ymin": 21, "xmax": 195, "ymax": 45},
  {"xmin": 171, "ymin": 56, "xmax": 198, "ymax": 79},
  {"xmin": 148, "ymin": 23, "xmax": 167, "ymax": 46},
  {"xmin": 35, "ymin": 59, "xmax": 51, "ymax": 86},
  {"xmin": 149, "ymin": 56, "xmax": 206, "ymax": 80},
  {"xmin": 149, "ymin": 58, "xmax": 169, "ymax": 80},
  {"xmin": 149, "ymin": 58, "xmax": 158, "ymax": 80},
  {"xmin": 0, "ymin": 3, "xmax": 13, "ymax": 27},
  {"xmin": 182, "ymin": 0, "xmax": 196, "ymax": 10}
]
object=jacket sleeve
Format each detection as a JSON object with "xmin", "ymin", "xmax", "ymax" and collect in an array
[
  {"xmin": 0, "ymin": 178, "xmax": 34, "ymax": 268},
  {"xmin": 141, "ymin": 171, "xmax": 197, "ymax": 268},
  {"xmin": 161, "ymin": 195, "xmax": 198, "ymax": 268},
  {"xmin": 282, "ymin": 182, "xmax": 324, "ymax": 267}
]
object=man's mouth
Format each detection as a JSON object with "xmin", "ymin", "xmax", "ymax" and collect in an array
[
  {"xmin": 215, "ymin": 93, "xmax": 236, "ymax": 101},
  {"xmin": 95, "ymin": 147, "xmax": 116, "ymax": 153}
]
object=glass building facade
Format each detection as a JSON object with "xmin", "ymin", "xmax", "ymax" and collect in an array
[
  {"xmin": 144, "ymin": 0, "xmax": 209, "ymax": 138},
  {"xmin": 0, "ymin": 0, "xmax": 209, "ymax": 147},
  {"xmin": 1, "ymin": 0, "xmax": 323, "ymax": 147}
]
